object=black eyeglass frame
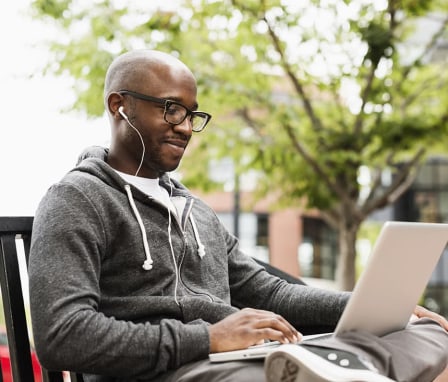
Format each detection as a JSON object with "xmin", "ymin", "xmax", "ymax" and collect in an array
[{"xmin": 118, "ymin": 89, "xmax": 212, "ymax": 132}]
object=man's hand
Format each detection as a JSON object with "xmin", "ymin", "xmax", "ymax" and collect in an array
[
  {"xmin": 208, "ymin": 308, "xmax": 301, "ymax": 353},
  {"xmin": 412, "ymin": 305, "xmax": 448, "ymax": 331}
]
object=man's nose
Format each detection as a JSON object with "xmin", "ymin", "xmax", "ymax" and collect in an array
[{"xmin": 173, "ymin": 117, "xmax": 193, "ymax": 135}]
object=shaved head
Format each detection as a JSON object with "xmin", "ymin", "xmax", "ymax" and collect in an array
[{"xmin": 104, "ymin": 50, "xmax": 194, "ymax": 108}]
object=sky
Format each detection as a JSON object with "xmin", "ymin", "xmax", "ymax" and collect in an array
[{"xmin": 1, "ymin": 1, "xmax": 109, "ymax": 216}]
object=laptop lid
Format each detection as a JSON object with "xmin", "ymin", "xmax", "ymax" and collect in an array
[{"xmin": 334, "ymin": 221, "xmax": 448, "ymax": 336}]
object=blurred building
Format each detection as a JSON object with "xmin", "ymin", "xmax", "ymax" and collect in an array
[
  {"xmin": 393, "ymin": 157, "xmax": 448, "ymax": 316},
  {"xmin": 197, "ymin": 155, "xmax": 448, "ymax": 316}
]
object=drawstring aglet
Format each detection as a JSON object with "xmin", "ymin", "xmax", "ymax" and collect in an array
[
  {"xmin": 197, "ymin": 243, "xmax": 206, "ymax": 258},
  {"xmin": 143, "ymin": 259, "xmax": 153, "ymax": 271}
]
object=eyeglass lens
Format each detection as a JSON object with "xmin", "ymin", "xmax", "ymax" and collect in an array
[{"xmin": 165, "ymin": 103, "xmax": 207, "ymax": 131}]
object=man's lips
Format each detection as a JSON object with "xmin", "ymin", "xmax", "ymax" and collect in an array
[
  {"xmin": 165, "ymin": 138, "xmax": 187, "ymax": 148},
  {"xmin": 164, "ymin": 138, "xmax": 189, "ymax": 156}
]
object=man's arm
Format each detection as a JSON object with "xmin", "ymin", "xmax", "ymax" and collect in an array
[{"xmin": 225, "ymin": 230, "xmax": 350, "ymax": 332}]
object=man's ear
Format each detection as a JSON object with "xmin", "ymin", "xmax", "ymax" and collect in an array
[{"xmin": 107, "ymin": 93, "xmax": 124, "ymax": 120}]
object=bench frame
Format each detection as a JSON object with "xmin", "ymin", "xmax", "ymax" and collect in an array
[{"xmin": 0, "ymin": 216, "xmax": 82, "ymax": 382}]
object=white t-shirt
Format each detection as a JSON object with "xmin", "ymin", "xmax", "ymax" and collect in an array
[{"xmin": 115, "ymin": 170, "xmax": 176, "ymax": 213}]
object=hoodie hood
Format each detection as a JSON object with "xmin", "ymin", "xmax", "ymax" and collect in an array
[{"xmin": 76, "ymin": 146, "xmax": 186, "ymax": 196}]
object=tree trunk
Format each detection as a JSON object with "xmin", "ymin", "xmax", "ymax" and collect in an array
[{"xmin": 335, "ymin": 224, "xmax": 359, "ymax": 291}]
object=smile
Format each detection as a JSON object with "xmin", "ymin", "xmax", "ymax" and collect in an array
[{"xmin": 165, "ymin": 139, "xmax": 187, "ymax": 148}]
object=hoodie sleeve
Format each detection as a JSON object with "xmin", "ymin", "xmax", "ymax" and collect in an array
[
  {"xmin": 226, "ymin": 230, "xmax": 350, "ymax": 333},
  {"xmin": 28, "ymin": 182, "xmax": 210, "ymax": 379}
]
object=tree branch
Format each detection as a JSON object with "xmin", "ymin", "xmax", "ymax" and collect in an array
[
  {"xmin": 401, "ymin": 73, "xmax": 447, "ymax": 113},
  {"xmin": 353, "ymin": 67, "xmax": 376, "ymax": 136},
  {"xmin": 263, "ymin": 17, "xmax": 325, "ymax": 133},
  {"xmin": 283, "ymin": 122, "xmax": 356, "ymax": 210},
  {"xmin": 320, "ymin": 209, "xmax": 341, "ymax": 229},
  {"xmin": 361, "ymin": 147, "xmax": 426, "ymax": 216},
  {"xmin": 363, "ymin": 152, "xmax": 394, "ymax": 204}
]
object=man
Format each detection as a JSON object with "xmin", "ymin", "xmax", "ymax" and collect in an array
[{"xmin": 29, "ymin": 50, "xmax": 448, "ymax": 382}]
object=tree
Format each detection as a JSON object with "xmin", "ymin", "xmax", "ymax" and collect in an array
[{"xmin": 32, "ymin": 0, "xmax": 448, "ymax": 290}]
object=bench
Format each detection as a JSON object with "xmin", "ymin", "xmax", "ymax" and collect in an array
[{"xmin": 0, "ymin": 216, "xmax": 83, "ymax": 382}]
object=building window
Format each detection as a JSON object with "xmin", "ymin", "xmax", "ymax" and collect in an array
[
  {"xmin": 256, "ymin": 214, "xmax": 269, "ymax": 247},
  {"xmin": 298, "ymin": 217, "xmax": 337, "ymax": 280}
]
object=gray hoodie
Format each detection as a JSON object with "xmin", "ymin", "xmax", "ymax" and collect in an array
[{"xmin": 29, "ymin": 146, "xmax": 349, "ymax": 381}]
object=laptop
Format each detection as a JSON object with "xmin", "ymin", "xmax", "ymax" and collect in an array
[{"xmin": 209, "ymin": 221, "xmax": 448, "ymax": 362}]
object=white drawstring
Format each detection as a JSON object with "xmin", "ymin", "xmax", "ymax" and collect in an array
[
  {"xmin": 124, "ymin": 185, "xmax": 153, "ymax": 271},
  {"xmin": 190, "ymin": 214, "xmax": 206, "ymax": 258},
  {"xmin": 123, "ymin": 180, "xmax": 205, "ymax": 302},
  {"xmin": 167, "ymin": 204, "xmax": 180, "ymax": 305}
]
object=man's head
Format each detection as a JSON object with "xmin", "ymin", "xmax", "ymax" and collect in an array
[{"xmin": 104, "ymin": 50, "xmax": 210, "ymax": 178}]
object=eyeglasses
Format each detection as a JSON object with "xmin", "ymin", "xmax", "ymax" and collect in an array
[{"xmin": 118, "ymin": 90, "xmax": 212, "ymax": 132}]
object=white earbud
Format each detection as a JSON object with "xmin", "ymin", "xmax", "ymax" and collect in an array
[{"xmin": 118, "ymin": 106, "xmax": 128, "ymax": 120}]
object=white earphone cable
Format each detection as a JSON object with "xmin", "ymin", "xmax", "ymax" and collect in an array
[{"xmin": 119, "ymin": 107, "xmax": 145, "ymax": 177}]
